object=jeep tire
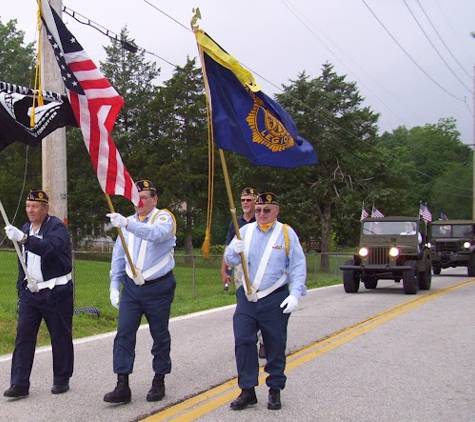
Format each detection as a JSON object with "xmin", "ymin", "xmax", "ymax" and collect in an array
[
  {"xmin": 343, "ymin": 259, "xmax": 360, "ymax": 293},
  {"xmin": 419, "ymin": 259, "xmax": 432, "ymax": 290},
  {"xmin": 468, "ymin": 255, "xmax": 475, "ymax": 277},
  {"xmin": 403, "ymin": 260, "xmax": 418, "ymax": 294}
]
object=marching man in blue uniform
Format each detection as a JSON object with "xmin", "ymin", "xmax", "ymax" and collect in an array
[
  {"xmin": 104, "ymin": 179, "xmax": 177, "ymax": 404},
  {"xmin": 3, "ymin": 188, "xmax": 74, "ymax": 398},
  {"xmin": 225, "ymin": 192, "xmax": 307, "ymax": 411}
]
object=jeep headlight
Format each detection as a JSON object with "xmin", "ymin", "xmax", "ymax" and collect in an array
[
  {"xmin": 358, "ymin": 247, "xmax": 369, "ymax": 257},
  {"xmin": 389, "ymin": 247, "xmax": 400, "ymax": 257},
  {"xmin": 464, "ymin": 241, "xmax": 471, "ymax": 249}
]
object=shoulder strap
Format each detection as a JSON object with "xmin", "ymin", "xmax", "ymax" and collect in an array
[
  {"xmin": 283, "ymin": 224, "xmax": 290, "ymax": 256},
  {"xmin": 249, "ymin": 222, "xmax": 283, "ymax": 291}
]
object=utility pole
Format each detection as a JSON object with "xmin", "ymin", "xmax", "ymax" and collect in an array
[
  {"xmin": 471, "ymin": 33, "xmax": 475, "ymax": 219},
  {"xmin": 473, "ymin": 65, "xmax": 475, "ymax": 219},
  {"xmin": 40, "ymin": 0, "xmax": 68, "ymax": 224}
]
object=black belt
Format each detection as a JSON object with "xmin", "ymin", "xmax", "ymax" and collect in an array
[{"xmin": 143, "ymin": 271, "xmax": 172, "ymax": 286}]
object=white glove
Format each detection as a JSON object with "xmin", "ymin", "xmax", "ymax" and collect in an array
[
  {"xmin": 5, "ymin": 225, "xmax": 25, "ymax": 242},
  {"xmin": 110, "ymin": 289, "xmax": 120, "ymax": 309},
  {"xmin": 233, "ymin": 239, "xmax": 245, "ymax": 254},
  {"xmin": 27, "ymin": 280, "xmax": 39, "ymax": 293},
  {"xmin": 244, "ymin": 286, "xmax": 258, "ymax": 302},
  {"xmin": 131, "ymin": 268, "xmax": 145, "ymax": 286},
  {"xmin": 106, "ymin": 213, "xmax": 128, "ymax": 228},
  {"xmin": 280, "ymin": 294, "xmax": 299, "ymax": 314}
]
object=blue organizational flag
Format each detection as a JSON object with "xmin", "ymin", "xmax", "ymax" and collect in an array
[{"xmin": 195, "ymin": 31, "xmax": 317, "ymax": 168}]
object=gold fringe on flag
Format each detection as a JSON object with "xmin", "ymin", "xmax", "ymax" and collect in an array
[{"xmin": 201, "ymin": 110, "xmax": 215, "ymax": 259}]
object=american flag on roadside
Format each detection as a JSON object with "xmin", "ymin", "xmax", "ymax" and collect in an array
[
  {"xmin": 419, "ymin": 203, "xmax": 432, "ymax": 222},
  {"xmin": 39, "ymin": 3, "xmax": 140, "ymax": 206},
  {"xmin": 371, "ymin": 205, "xmax": 384, "ymax": 218},
  {"xmin": 439, "ymin": 211, "xmax": 449, "ymax": 220}
]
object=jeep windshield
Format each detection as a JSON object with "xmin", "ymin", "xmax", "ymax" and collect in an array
[
  {"xmin": 362, "ymin": 221, "xmax": 417, "ymax": 236},
  {"xmin": 430, "ymin": 224, "xmax": 473, "ymax": 238}
]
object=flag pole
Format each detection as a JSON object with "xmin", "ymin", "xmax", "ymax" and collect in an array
[
  {"xmin": 218, "ymin": 149, "xmax": 253, "ymax": 294},
  {"xmin": 191, "ymin": 9, "xmax": 252, "ymax": 295},
  {"xmin": 104, "ymin": 194, "xmax": 137, "ymax": 278},
  {"xmin": 0, "ymin": 199, "xmax": 37, "ymax": 291}
]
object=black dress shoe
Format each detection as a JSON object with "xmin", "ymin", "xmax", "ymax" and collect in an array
[
  {"xmin": 267, "ymin": 388, "xmax": 281, "ymax": 410},
  {"xmin": 51, "ymin": 384, "xmax": 69, "ymax": 394},
  {"xmin": 4, "ymin": 385, "xmax": 29, "ymax": 398},
  {"xmin": 230, "ymin": 388, "xmax": 257, "ymax": 410}
]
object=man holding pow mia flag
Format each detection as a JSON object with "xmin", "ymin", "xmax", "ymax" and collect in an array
[{"xmin": 3, "ymin": 188, "xmax": 74, "ymax": 398}]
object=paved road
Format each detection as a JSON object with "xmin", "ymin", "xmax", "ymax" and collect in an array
[{"xmin": 0, "ymin": 268, "xmax": 474, "ymax": 422}]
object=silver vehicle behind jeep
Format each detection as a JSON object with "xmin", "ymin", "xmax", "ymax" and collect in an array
[
  {"xmin": 340, "ymin": 217, "xmax": 432, "ymax": 294},
  {"xmin": 428, "ymin": 220, "xmax": 475, "ymax": 276}
]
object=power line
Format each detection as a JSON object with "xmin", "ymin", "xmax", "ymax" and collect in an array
[
  {"xmin": 403, "ymin": 0, "xmax": 472, "ymax": 93},
  {"xmin": 360, "ymin": 0, "xmax": 466, "ymax": 103},
  {"xmin": 280, "ymin": 0, "xmax": 410, "ymax": 126},
  {"xmin": 421, "ymin": 0, "xmax": 472, "ymax": 80},
  {"xmin": 62, "ymin": 5, "xmax": 177, "ymax": 67}
]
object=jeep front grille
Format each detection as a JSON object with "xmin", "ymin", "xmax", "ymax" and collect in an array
[
  {"xmin": 435, "ymin": 241, "xmax": 459, "ymax": 253},
  {"xmin": 367, "ymin": 247, "xmax": 390, "ymax": 265}
]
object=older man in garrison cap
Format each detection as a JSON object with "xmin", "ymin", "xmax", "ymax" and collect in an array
[
  {"xmin": 225, "ymin": 192, "xmax": 307, "ymax": 411},
  {"xmin": 3, "ymin": 188, "xmax": 74, "ymax": 398},
  {"xmin": 104, "ymin": 179, "xmax": 177, "ymax": 404}
]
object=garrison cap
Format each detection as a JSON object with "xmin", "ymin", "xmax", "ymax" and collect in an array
[
  {"xmin": 255, "ymin": 192, "xmax": 279, "ymax": 206},
  {"xmin": 241, "ymin": 187, "xmax": 256, "ymax": 197},
  {"xmin": 26, "ymin": 188, "xmax": 49, "ymax": 203},
  {"xmin": 135, "ymin": 179, "xmax": 156, "ymax": 192}
]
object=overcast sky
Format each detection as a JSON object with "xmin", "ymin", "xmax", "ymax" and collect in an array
[{"xmin": 2, "ymin": 0, "xmax": 475, "ymax": 145}]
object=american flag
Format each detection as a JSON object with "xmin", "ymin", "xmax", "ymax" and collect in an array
[
  {"xmin": 439, "ymin": 211, "xmax": 449, "ymax": 220},
  {"xmin": 419, "ymin": 203, "xmax": 432, "ymax": 222},
  {"xmin": 360, "ymin": 207, "xmax": 369, "ymax": 221},
  {"xmin": 39, "ymin": 3, "xmax": 140, "ymax": 206},
  {"xmin": 371, "ymin": 205, "xmax": 384, "ymax": 218}
]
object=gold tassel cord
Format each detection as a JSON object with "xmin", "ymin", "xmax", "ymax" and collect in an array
[
  {"xmin": 200, "ymin": 97, "xmax": 214, "ymax": 259},
  {"xmin": 31, "ymin": 4, "xmax": 44, "ymax": 127}
]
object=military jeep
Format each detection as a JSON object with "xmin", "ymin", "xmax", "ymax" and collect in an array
[
  {"xmin": 428, "ymin": 220, "xmax": 475, "ymax": 276},
  {"xmin": 340, "ymin": 216, "xmax": 432, "ymax": 294}
]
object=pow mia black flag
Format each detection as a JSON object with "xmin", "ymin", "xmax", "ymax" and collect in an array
[{"xmin": 0, "ymin": 81, "xmax": 78, "ymax": 152}]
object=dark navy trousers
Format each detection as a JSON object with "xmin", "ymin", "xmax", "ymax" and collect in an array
[
  {"xmin": 11, "ymin": 281, "xmax": 74, "ymax": 388},
  {"xmin": 113, "ymin": 272, "xmax": 176, "ymax": 375},
  {"xmin": 233, "ymin": 285, "xmax": 290, "ymax": 390}
]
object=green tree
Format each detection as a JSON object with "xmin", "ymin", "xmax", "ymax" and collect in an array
[
  {"xmin": 380, "ymin": 118, "xmax": 471, "ymax": 215},
  {"xmin": 148, "ymin": 57, "xmax": 209, "ymax": 258},
  {"xmin": 430, "ymin": 162, "xmax": 472, "ymax": 219},
  {"xmin": 0, "ymin": 17, "xmax": 35, "ymax": 85}
]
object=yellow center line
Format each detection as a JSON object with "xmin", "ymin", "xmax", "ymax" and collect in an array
[{"xmin": 141, "ymin": 279, "xmax": 474, "ymax": 422}]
